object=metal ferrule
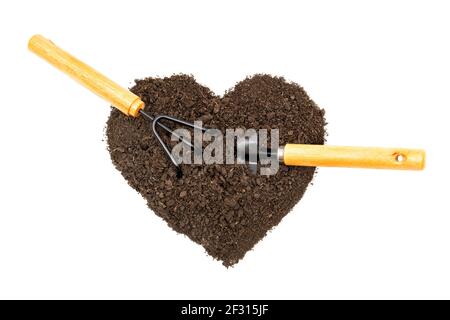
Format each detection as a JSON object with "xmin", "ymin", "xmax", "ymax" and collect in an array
[{"xmin": 278, "ymin": 146, "xmax": 285, "ymax": 163}]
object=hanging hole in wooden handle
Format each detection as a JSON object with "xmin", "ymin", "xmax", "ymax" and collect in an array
[{"xmin": 394, "ymin": 153, "xmax": 407, "ymax": 163}]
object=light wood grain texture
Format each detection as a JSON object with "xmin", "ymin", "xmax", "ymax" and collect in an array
[
  {"xmin": 283, "ymin": 144, "xmax": 425, "ymax": 170},
  {"xmin": 28, "ymin": 35, "xmax": 144, "ymax": 117}
]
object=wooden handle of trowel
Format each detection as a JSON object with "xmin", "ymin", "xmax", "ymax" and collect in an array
[
  {"xmin": 28, "ymin": 34, "xmax": 144, "ymax": 117},
  {"xmin": 283, "ymin": 144, "xmax": 426, "ymax": 170}
]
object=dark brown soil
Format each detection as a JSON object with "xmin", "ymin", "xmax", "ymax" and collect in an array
[{"xmin": 106, "ymin": 74, "xmax": 326, "ymax": 266}]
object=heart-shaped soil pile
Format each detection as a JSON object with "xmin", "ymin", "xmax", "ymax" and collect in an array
[{"xmin": 106, "ymin": 74, "xmax": 326, "ymax": 266}]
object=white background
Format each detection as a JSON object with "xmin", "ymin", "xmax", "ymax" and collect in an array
[{"xmin": 0, "ymin": 0, "xmax": 449, "ymax": 299}]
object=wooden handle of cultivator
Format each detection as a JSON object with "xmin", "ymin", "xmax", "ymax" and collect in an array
[
  {"xmin": 28, "ymin": 35, "xmax": 144, "ymax": 117},
  {"xmin": 283, "ymin": 144, "xmax": 426, "ymax": 170}
]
